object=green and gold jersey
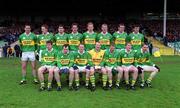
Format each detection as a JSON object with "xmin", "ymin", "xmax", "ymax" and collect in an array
[
  {"xmin": 83, "ymin": 31, "xmax": 97, "ymax": 51},
  {"xmin": 127, "ymin": 32, "xmax": 144, "ymax": 51},
  {"xmin": 54, "ymin": 33, "xmax": 68, "ymax": 50},
  {"xmin": 68, "ymin": 32, "xmax": 83, "ymax": 51},
  {"xmin": 88, "ymin": 49, "xmax": 105, "ymax": 66},
  {"xmin": 56, "ymin": 51, "xmax": 74, "ymax": 67},
  {"xmin": 37, "ymin": 32, "xmax": 54, "ymax": 51},
  {"xmin": 119, "ymin": 49, "xmax": 136, "ymax": 66},
  {"xmin": 18, "ymin": 32, "xmax": 37, "ymax": 52},
  {"xmin": 41, "ymin": 48, "xmax": 57, "ymax": 66},
  {"xmin": 104, "ymin": 49, "xmax": 119, "ymax": 67},
  {"xmin": 113, "ymin": 31, "xmax": 128, "ymax": 49},
  {"xmin": 97, "ymin": 32, "xmax": 112, "ymax": 50},
  {"xmin": 74, "ymin": 51, "xmax": 93, "ymax": 66},
  {"xmin": 134, "ymin": 50, "xmax": 154, "ymax": 66}
]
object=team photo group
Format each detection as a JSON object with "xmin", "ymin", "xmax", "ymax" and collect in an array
[{"xmin": 18, "ymin": 22, "xmax": 160, "ymax": 92}]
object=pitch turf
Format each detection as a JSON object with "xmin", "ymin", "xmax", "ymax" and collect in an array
[{"xmin": 0, "ymin": 56, "xmax": 180, "ymax": 108}]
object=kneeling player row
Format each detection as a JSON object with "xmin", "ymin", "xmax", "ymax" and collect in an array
[{"xmin": 37, "ymin": 41, "xmax": 160, "ymax": 91}]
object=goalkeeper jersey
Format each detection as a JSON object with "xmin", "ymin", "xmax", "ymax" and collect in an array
[
  {"xmin": 134, "ymin": 50, "xmax": 154, "ymax": 66},
  {"xmin": 127, "ymin": 32, "xmax": 144, "ymax": 51},
  {"xmin": 74, "ymin": 51, "xmax": 93, "ymax": 66},
  {"xmin": 56, "ymin": 51, "xmax": 74, "ymax": 67},
  {"xmin": 83, "ymin": 31, "xmax": 97, "ymax": 51},
  {"xmin": 19, "ymin": 32, "xmax": 37, "ymax": 52},
  {"xmin": 97, "ymin": 32, "xmax": 112, "ymax": 50},
  {"xmin": 88, "ymin": 49, "xmax": 105, "ymax": 66},
  {"xmin": 119, "ymin": 49, "xmax": 136, "ymax": 66},
  {"xmin": 68, "ymin": 32, "xmax": 83, "ymax": 51},
  {"xmin": 41, "ymin": 48, "xmax": 57, "ymax": 66},
  {"xmin": 54, "ymin": 33, "xmax": 68, "ymax": 50},
  {"xmin": 104, "ymin": 49, "xmax": 119, "ymax": 67},
  {"xmin": 37, "ymin": 32, "xmax": 54, "ymax": 51},
  {"xmin": 113, "ymin": 31, "xmax": 128, "ymax": 49}
]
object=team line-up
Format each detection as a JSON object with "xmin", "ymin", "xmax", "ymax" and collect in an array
[{"xmin": 18, "ymin": 22, "xmax": 160, "ymax": 91}]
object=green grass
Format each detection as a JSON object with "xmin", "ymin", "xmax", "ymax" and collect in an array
[{"xmin": 0, "ymin": 56, "xmax": 180, "ymax": 108}]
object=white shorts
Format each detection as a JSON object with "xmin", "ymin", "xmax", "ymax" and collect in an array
[
  {"xmin": 105, "ymin": 66, "xmax": 117, "ymax": 71},
  {"xmin": 122, "ymin": 65, "xmax": 135, "ymax": 72},
  {"xmin": 141, "ymin": 65, "xmax": 158, "ymax": 72},
  {"xmin": 42, "ymin": 65, "xmax": 55, "ymax": 70},
  {"xmin": 78, "ymin": 66, "xmax": 86, "ymax": 72},
  {"xmin": 21, "ymin": 52, "xmax": 35, "ymax": 61}
]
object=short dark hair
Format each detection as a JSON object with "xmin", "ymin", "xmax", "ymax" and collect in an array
[
  {"xmin": 71, "ymin": 23, "xmax": 78, "ymax": 27},
  {"xmin": 58, "ymin": 24, "xmax": 64, "ymax": 28},
  {"xmin": 119, "ymin": 23, "xmax": 125, "ymax": 27},
  {"xmin": 46, "ymin": 40, "xmax": 53, "ymax": 45},
  {"xmin": 41, "ymin": 24, "xmax": 49, "ymax": 29},
  {"xmin": 25, "ymin": 23, "xmax": 31, "ymax": 28},
  {"xmin": 63, "ymin": 44, "xmax": 69, "ymax": 48}
]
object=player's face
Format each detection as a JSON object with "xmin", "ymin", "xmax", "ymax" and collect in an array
[
  {"xmin": 95, "ymin": 43, "xmax": 101, "ymax": 51},
  {"xmin": 118, "ymin": 25, "xmax": 125, "ymax": 32},
  {"xmin": 110, "ymin": 45, "xmax": 115, "ymax": 52},
  {"xmin": 24, "ymin": 26, "xmax": 31, "ymax": 34},
  {"xmin": 87, "ymin": 24, "xmax": 94, "ymax": 32},
  {"xmin": 101, "ymin": 25, "xmax": 108, "ymax": 33},
  {"xmin": 126, "ymin": 43, "xmax": 132, "ymax": 51},
  {"xmin": 142, "ymin": 45, "xmax": 148, "ymax": 52},
  {"xmin": 41, "ymin": 27, "xmax": 48, "ymax": 34},
  {"xmin": 58, "ymin": 27, "xmax": 64, "ymax": 34},
  {"xmin": 134, "ymin": 27, "xmax": 140, "ymax": 33},
  {"xmin": 46, "ymin": 43, "xmax": 52, "ymax": 50},
  {"xmin": 63, "ymin": 47, "xmax": 69, "ymax": 54},
  {"xmin": 79, "ymin": 45, "xmax": 84, "ymax": 53},
  {"xmin": 72, "ymin": 25, "xmax": 78, "ymax": 33}
]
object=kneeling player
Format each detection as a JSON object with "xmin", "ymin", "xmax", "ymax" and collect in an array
[
  {"xmin": 120, "ymin": 43, "xmax": 138, "ymax": 90},
  {"xmin": 104, "ymin": 44, "xmax": 123, "ymax": 89},
  {"xmin": 73, "ymin": 44, "xmax": 94, "ymax": 90},
  {"xmin": 38, "ymin": 41, "xmax": 57, "ymax": 91},
  {"xmin": 135, "ymin": 44, "xmax": 160, "ymax": 88},
  {"xmin": 54, "ymin": 44, "xmax": 75, "ymax": 91}
]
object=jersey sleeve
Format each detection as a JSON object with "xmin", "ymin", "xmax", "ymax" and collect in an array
[{"xmin": 69, "ymin": 53, "xmax": 75, "ymax": 67}]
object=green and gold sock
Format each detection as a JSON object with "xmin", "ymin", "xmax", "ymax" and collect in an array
[
  {"xmin": 125, "ymin": 80, "xmax": 129, "ymax": 85},
  {"xmin": 75, "ymin": 79, "xmax": 79, "ymax": 86},
  {"xmin": 109, "ymin": 80, "xmax": 112, "ymax": 86},
  {"xmin": 57, "ymin": 82, "xmax": 61, "ymax": 87},
  {"xmin": 102, "ymin": 74, "xmax": 107, "ymax": 87},
  {"xmin": 90, "ymin": 75, "xmax": 95, "ymax": 86},
  {"xmin": 48, "ymin": 82, "xmax": 51, "ymax": 88},
  {"xmin": 131, "ymin": 80, "xmax": 136, "ymax": 86}
]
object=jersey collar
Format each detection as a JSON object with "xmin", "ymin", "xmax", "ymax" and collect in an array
[
  {"xmin": 25, "ymin": 32, "xmax": 31, "ymax": 36},
  {"xmin": 78, "ymin": 50, "xmax": 85, "ymax": 55},
  {"xmin": 101, "ymin": 32, "xmax": 108, "ymax": 35},
  {"xmin": 133, "ymin": 32, "xmax": 139, "ymax": 34},
  {"xmin": 87, "ymin": 31, "xmax": 94, "ymax": 34},
  {"xmin": 43, "ymin": 32, "xmax": 50, "ymax": 35},
  {"xmin": 59, "ymin": 32, "xmax": 64, "ymax": 36},
  {"xmin": 47, "ymin": 48, "xmax": 53, "ymax": 52},
  {"xmin": 72, "ymin": 32, "xmax": 78, "ymax": 35}
]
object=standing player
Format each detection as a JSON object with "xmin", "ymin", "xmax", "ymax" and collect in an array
[
  {"xmin": 37, "ymin": 24, "xmax": 54, "ymax": 61},
  {"xmin": 127, "ymin": 25, "xmax": 144, "ymax": 52},
  {"xmin": 104, "ymin": 44, "xmax": 123, "ymax": 89},
  {"xmin": 97, "ymin": 23, "xmax": 112, "ymax": 50},
  {"xmin": 73, "ymin": 44, "xmax": 94, "ymax": 90},
  {"xmin": 113, "ymin": 23, "xmax": 128, "ymax": 50},
  {"xmin": 68, "ymin": 23, "xmax": 83, "ymax": 52},
  {"xmin": 89, "ymin": 42, "xmax": 107, "ymax": 91},
  {"xmin": 54, "ymin": 25, "xmax": 68, "ymax": 51},
  {"xmin": 54, "ymin": 44, "xmax": 75, "ymax": 91},
  {"xmin": 38, "ymin": 41, "xmax": 57, "ymax": 91},
  {"xmin": 19, "ymin": 24, "xmax": 38, "ymax": 84},
  {"xmin": 119, "ymin": 43, "xmax": 138, "ymax": 90},
  {"xmin": 83, "ymin": 22, "xmax": 97, "ymax": 51},
  {"xmin": 135, "ymin": 44, "xmax": 160, "ymax": 88}
]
